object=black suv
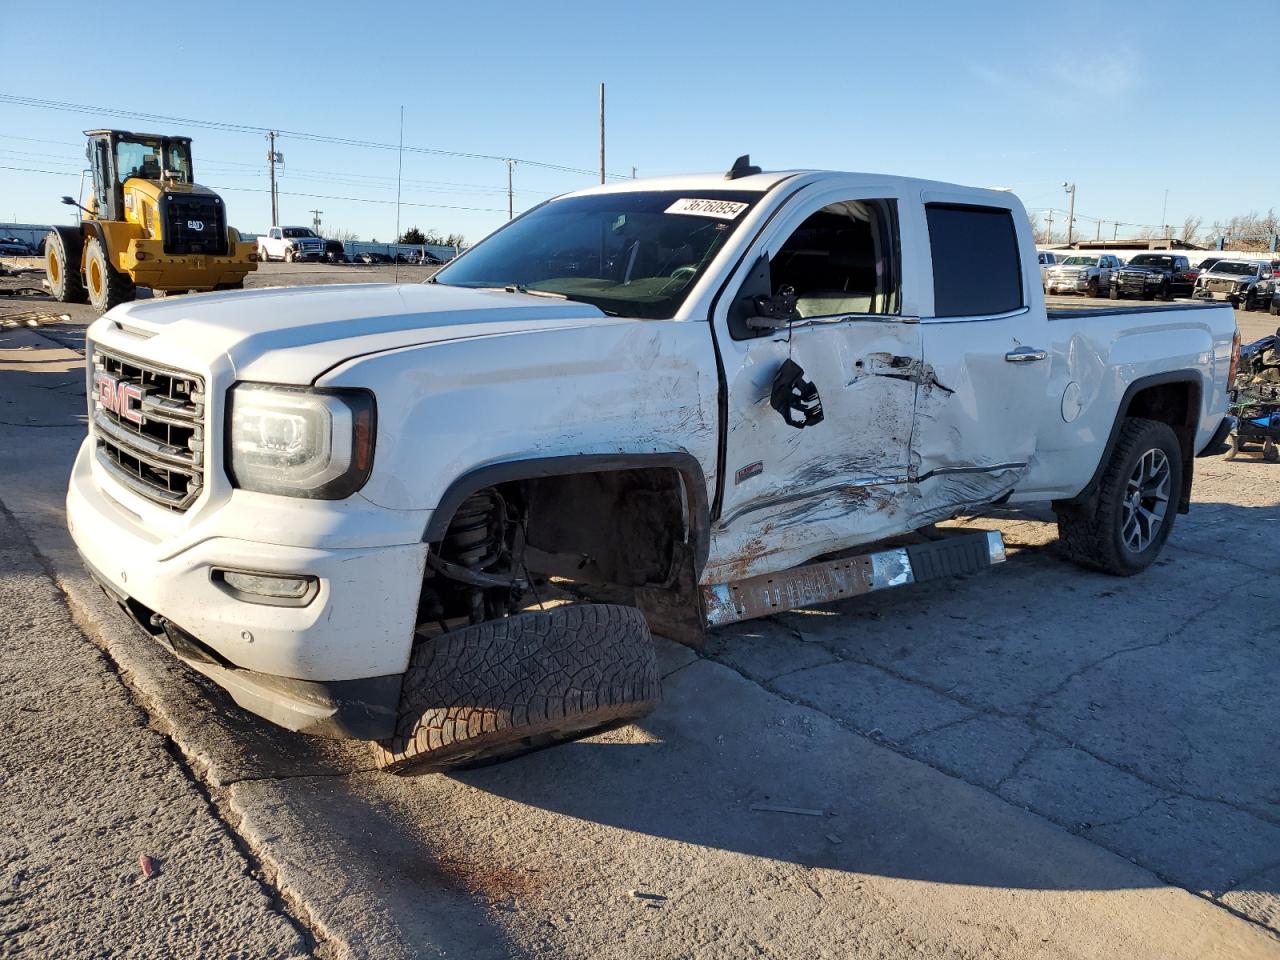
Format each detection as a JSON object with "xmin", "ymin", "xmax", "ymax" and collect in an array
[{"xmin": 1110, "ymin": 253, "xmax": 1197, "ymax": 300}]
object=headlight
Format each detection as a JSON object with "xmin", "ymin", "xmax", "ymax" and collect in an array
[{"xmin": 227, "ymin": 384, "xmax": 375, "ymax": 498}]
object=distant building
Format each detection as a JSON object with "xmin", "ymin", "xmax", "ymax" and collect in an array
[{"xmin": 1051, "ymin": 237, "xmax": 1205, "ymax": 252}]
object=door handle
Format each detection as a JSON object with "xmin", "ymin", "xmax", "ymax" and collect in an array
[{"xmin": 1005, "ymin": 347, "xmax": 1048, "ymax": 363}]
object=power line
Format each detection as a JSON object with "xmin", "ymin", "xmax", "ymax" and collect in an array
[{"xmin": 0, "ymin": 92, "xmax": 635, "ymax": 181}]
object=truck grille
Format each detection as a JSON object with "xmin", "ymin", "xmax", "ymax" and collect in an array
[
  {"xmin": 160, "ymin": 193, "xmax": 229, "ymax": 256},
  {"xmin": 1202, "ymin": 278, "xmax": 1236, "ymax": 294},
  {"xmin": 90, "ymin": 347, "xmax": 205, "ymax": 511}
]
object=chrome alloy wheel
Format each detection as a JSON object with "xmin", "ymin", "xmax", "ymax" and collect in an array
[{"xmin": 1122, "ymin": 448, "xmax": 1171, "ymax": 553}]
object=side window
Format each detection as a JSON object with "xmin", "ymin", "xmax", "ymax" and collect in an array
[
  {"xmin": 770, "ymin": 199, "xmax": 900, "ymax": 321},
  {"xmin": 925, "ymin": 204, "xmax": 1023, "ymax": 317},
  {"xmin": 270, "ymin": 228, "xmax": 281, "ymax": 239}
]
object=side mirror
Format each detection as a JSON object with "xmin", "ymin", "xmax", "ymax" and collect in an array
[
  {"xmin": 60, "ymin": 196, "xmax": 76, "ymax": 206},
  {"xmin": 747, "ymin": 286, "xmax": 799, "ymax": 331}
]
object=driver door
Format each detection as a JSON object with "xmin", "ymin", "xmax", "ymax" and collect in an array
[{"xmin": 705, "ymin": 180, "xmax": 924, "ymax": 584}]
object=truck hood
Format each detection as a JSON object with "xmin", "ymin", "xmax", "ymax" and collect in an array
[{"xmin": 101, "ymin": 282, "xmax": 621, "ymax": 383}]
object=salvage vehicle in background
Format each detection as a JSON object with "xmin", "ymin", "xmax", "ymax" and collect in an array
[
  {"xmin": 258, "ymin": 226, "xmax": 326, "ymax": 262},
  {"xmin": 1044, "ymin": 253, "xmax": 1121, "ymax": 297},
  {"xmin": 1037, "ymin": 250, "xmax": 1060, "ymax": 282},
  {"xmin": 1194, "ymin": 259, "xmax": 1274, "ymax": 311},
  {"xmin": 67, "ymin": 158, "xmax": 1237, "ymax": 775},
  {"xmin": 1110, "ymin": 253, "xmax": 1198, "ymax": 300},
  {"xmin": 323, "ymin": 239, "xmax": 345, "ymax": 263}
]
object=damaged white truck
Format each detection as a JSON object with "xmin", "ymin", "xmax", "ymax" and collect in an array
[{"xmin": 67, "ymin": 157, "xmax": 1238, "ymax": 773}]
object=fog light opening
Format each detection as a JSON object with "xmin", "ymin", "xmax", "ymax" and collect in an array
[{"xmin": 212, "ymin": 568, "xmax": 319, "ymax": 606}]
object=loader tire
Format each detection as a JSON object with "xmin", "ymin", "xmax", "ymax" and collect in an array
[
  {"xmin": 45, "ymin": 228, "xmax": 88, "ymax": 304},
  {"xmin": 84, "ymin": 237, "xmax": 136, "ymax": 313},
  {"xmin": 374, "ymin": 604, "xmax": 659, "ymax": 775},
  {"xmin": 1055, "ymin": 418, "xmax": 1182, "ymax": 576}
]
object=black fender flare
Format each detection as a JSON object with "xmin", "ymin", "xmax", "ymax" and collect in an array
[
  {"xmin": 423, "ymin": 451, "xmax": 712, "ymax": 577},
  {"xmin": 1056, "ymin": 370, "xmax": 1203, "ymax": 515}
]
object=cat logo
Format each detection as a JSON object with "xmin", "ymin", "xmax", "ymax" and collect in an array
[{"xmin": 186, "ymin": 220, "xmax": 205, "ymax": 231}]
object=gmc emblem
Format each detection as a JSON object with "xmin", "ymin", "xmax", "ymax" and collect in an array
[
  {"xmin": 187, "ymin": 220, "xmax": 205, "ymax": 231},
  {"xmin": 94, "ymin": 371, "xmax": 144, "ymax": 425}
]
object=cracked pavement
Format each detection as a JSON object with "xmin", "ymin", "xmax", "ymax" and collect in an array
[{"xmin": 1, "ymin": 277, "xmax": 1278, "ymax": 957}]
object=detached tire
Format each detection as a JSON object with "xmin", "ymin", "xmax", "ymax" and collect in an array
[
  {"xmin": 84, "ymin": 237, "xmax": 136, "ymax": 313},
  {"xmin": 375, "ymin": 604, "xmax": 659, "ymax": 775},
  {"xmin": 45, "ymin": 228, "xmax": 88, "ymax": 304},
  {"xmin": 1055, "ymin": 418, "xmax": 1182, "ymax": 576}
]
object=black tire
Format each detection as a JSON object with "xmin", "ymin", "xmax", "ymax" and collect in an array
[
  {"xmin": 1109, "ymin": 286, "xmax": 1120, "ymax": 300},
  {"xmin": 375, "ymin": 604, "xmax": 659, "ymax": 775},
  {"xmin": 213, "ymin": 280, "xmax": 244, "ymax": 291},
  {"xmin": 45, "ymin": 228, "xmax": 88, "ymax": 304},
  {"xmin": 1055, "ymin": 417, "xmax": 1182, "ymax": 576},
  {"xmin": 1242, "ymin": 292, "xmax": 1256, "ymax": 312},
  {"xmin": 1265, "ymin": 440, "xmax": 1280, "ymax": 463},
  {"xmin": 1087, "ymin": 278, "xmax": 1100, "ymax": 298},
  {"xmin": 1270, "ymin": 298, "xmax": 1279, "ymax": 316},
  {"xmin": 1158, "ymin": 279, "xmax": 1172, "ymax": 301},
  {"xmin": 1223, "ymin": 433, "xmax": 1242, "ymax": 461},
  {"xmin": 83, "ymin": 236, "xmax": 136, "ymax": 313}
]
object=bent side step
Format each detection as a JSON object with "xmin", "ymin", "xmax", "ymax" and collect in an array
[{"xmin": 701, "ymin": 530, "xmax": 1006, "ymax": 627}]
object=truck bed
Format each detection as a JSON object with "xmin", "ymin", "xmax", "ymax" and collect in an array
[{"xmin": 1046, "ymin": 300, "xmax": 1227, "ymax": 320}]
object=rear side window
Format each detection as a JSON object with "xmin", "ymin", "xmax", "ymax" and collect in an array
[{"xmin": 926, "ymin": 204, "xmax": 1023, "ymax": 317}]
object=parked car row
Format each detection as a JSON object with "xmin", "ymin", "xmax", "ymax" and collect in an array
[{"xmin": 1039, "ymin": 248, "xmax": 1278, "ymax": 310}]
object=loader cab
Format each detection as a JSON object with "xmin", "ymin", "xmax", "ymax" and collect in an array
[{"xmin": 84, "ymin": 129, "xmax": 194, "ymax": 223}]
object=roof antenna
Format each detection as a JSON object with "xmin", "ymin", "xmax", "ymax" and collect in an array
[{"xmin": 725, "ymin": 154, "xmax": 761, "ymax": 181}]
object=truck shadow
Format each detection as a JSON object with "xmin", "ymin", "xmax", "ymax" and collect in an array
[{"xmin": 448, "ymin": 498, "xmax": 1280, "ymax": 905}]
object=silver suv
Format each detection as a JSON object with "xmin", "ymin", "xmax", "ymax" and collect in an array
[{"xmin": 1044, "ymin": 254, "xmax": 1121, "ymax": 298}]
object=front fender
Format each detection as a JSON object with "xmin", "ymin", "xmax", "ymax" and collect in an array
[{"xmin": 315, "ymin": 318, "xmax": 721, "ymax": 531}]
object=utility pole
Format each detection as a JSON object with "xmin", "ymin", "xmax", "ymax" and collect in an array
[
  {"xmin": 1063, "ymin": 182, "xmax": 1076, "ymax": 246},
  {"xmin": 505, "ymin": 159, "xmax": 516, "ymax": 220},
  {"xmin": 631, "ymin": 166, "xmax": 637, "ymax": 179},
  {"xmin": 598, "ymin": 82, "xmax": 606, "ymax": 185},
  {"xmin": 309, "ymin": 208, "xmax": 323, "ymax": 235},
  {"xmin": 1045, "ymin": 209, "xmax": 1055, "ymax": 242},
  {"xmin": 1113, "ymin": 222, "xmax": 1119, "ymax": 241},
  {"xmin": 1161, "ymin": 189, "xmax": 1169, "ymax": 238},
  {"xmin": 1095, "ymin": 219, "xmax": 1101, "ymax": 242},
  {"xmin": 266, "ymin": 132, "xmax": 281, "ymax": 226}
]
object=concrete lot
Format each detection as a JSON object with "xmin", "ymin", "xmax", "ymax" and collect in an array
[{"xmin": 1, "ymin": 264, "xmax": 1278, "ymax": 958}]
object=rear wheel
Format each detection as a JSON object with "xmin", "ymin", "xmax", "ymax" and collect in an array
[
  {"xmin": 1056, "ymin": 418, "xmax": 1182, "ymax": 576},
  {"xmin": 83, "ymin": 237, "xmax": 136, "ymax": 313},
  {"xmin": 374, "ymin": 604, "xmax": 659, "ymax": 775},
  {"xmin": 45, "ymin": 229, "xmax": 88, "ymax": 304}
]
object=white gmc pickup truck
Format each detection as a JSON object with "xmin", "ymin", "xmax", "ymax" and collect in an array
[{"xmin": 68, "ymin": 158, "xmax": 1238, "ymax": 773}]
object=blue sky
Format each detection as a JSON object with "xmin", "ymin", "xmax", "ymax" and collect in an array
[{"xmin": 2, "ymin": 0, "xmax": 1275, "ymax": 245}]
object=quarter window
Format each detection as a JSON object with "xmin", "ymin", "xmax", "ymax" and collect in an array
[{"xmin": 926, "ymin": 204, "xmax": 1023, "ymax": 317}]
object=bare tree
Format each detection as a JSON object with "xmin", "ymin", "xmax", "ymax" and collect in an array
[
  {"xmin": 1180, "ymin": 215, "xmax": 1203, "ymax": 244},
  {"xmin": 1029, "ymin": 212, "xmax": 1055, "ymax": 246},
  {"xmin": 327, "ymin": 227, "xmax": 360, "ymax": 243}
]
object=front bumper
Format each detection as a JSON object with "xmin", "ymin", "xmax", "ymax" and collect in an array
[
  {"xmin": 66, "ymin": 438, "xmax": 426, "ymax": 739},
  {"xmin": 1047, "ymin": 276, "xmax": 1091, "ymax": 294}
]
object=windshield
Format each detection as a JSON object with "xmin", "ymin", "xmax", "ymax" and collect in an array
[
  {"xmin": 1129, "ymin": 255, "xmax": 1175, "ymax": 268},
  {"xmin": 1212, "ymin": 261, "xmax": 1259, "ymax": 276},
  {"xmin": 115, "ymin": 138, "xmax": 192, "ymax": 185},
  {"xmin": 282, "ymin": 227, "xmax": 318, "ymax": 238},
  {"xmin": 432, "ymin": 189, "xmax": 761, "ymax": 319},
  {"xmin": 1061, "ymin": 256, "xmax": 1098, "ymax": 266}
]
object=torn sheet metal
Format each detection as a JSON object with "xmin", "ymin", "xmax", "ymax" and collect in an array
[{"xmin": 701, "ymin": 530, "xmax": 1006, "ymax": 627}]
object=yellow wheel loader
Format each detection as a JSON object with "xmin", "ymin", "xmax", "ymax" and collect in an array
[{"xmin": 45, "ymin": 130, "xmax": 256, "ymax": 312}]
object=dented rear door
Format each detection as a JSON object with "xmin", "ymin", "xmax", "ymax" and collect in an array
[
  {"xmin": 705, "ymin": 178, "xmax": 925, "ymax": 583},
  {"xmin": 908, "ymin": 195, "xmax": 1051, "ymax": 526}
]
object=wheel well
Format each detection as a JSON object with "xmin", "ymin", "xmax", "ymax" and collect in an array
[{"xmin": 1124, "ymin": 380, "xmax": 1198, "ymax": 510}]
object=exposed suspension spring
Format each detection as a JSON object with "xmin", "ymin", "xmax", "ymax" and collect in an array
[{"xmin": 442, "ymin": 489, "xmax": 507, "ymax": 571}]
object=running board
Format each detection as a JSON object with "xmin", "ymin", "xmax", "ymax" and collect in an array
[{"xmin": 701, "ymin": 531, "xmax": 1006, "ymax": 627}]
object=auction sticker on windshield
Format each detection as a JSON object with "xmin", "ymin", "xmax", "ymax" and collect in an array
[{"xmin": 665, "ymin": 198, "xmax": 750, "ymax": 220}]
